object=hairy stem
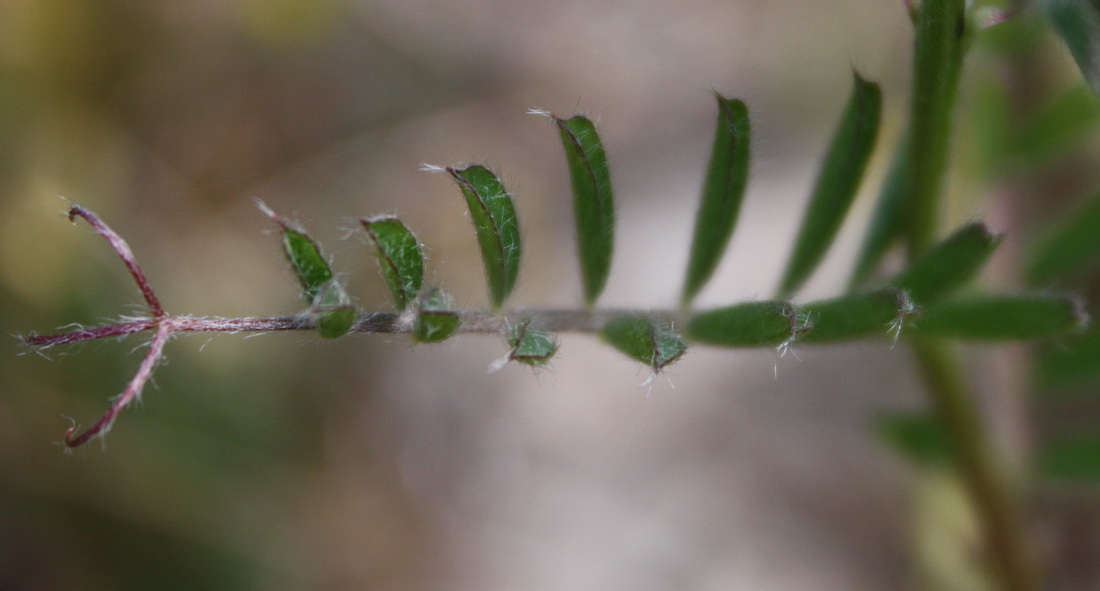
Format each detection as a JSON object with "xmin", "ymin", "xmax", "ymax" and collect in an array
[
  {"xmin": 68, "ymin": 204, "xmax": 166, "ymax": 319},
  {"xmin": 24, "ymin": 309, "xmax": 685, "ymax": 350},
  {"xmin": 24, "ymin": 308, "xmax": 683, "ymax": 447},
  {"xmin": 63, "ymin": 322, "xmax": 172, "ymax": 447}
]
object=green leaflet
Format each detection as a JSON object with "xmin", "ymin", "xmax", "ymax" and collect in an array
[
  {"xmin": 778, "ymin": 73, "xmax": 882, "ymax": 297},
  {"xmin": 600, "ymin": 316, "xmax": 687, "ymax": 373},
  {"xmin": 1035, "ymin": 328, "xmax": 1100, "ymax": 389},
  {"xmin": 260, "ymin": 201, "xmax": 357, "ymax": 339},
  {"xmin": 555, "ymin": 115, "xmax": 615, "ymax": 306},
  {"xmin": 412, "ymin": 286, "xmax": 461, "ymax": 344},
  {"xmin": 891, "ymin": 222, "xmax": 1001, "ymax": 305},
  {"xmin": 282, "ymin": 228, "xmax": 333, "ymax": 299},
  {"xmin": 875, "ymin": 412, "xmax": 953, "ymax": 468},
  {"xmin": 681, "ymin": 95, "xmax": 751, "ymax": 307},
  {"xmin": 1037, "ymin": 432, "xmax": 1100, "ymax": 484},
  {"xmin": 686, "ymin": 301, "xmax": 810, "ymax": 348},
  {"xmin": 259, "ymin": 202, "xmax": 333, "ymax": 300},
  {"xmin": 311, "ymin": 279, "xmax": 357, "ymax": 339},
  {"xmin": 1011, "ymin": 84, "xmax": 1100, "ymax": 167},
  {"xmin": 848, "ymin": 135, "xmax": 908, "ymax": 289},
  {"xmin": 447, "ymin": 165, "xmax": 521, "ymax": 309},
  {"xmin": 1026, "ymin": 190, "xmax": 1100, "ymax": 287},
  {"xmin": 1048, "ymin": 0, "xmax": 1100, "ymax": 95},
  {"xmin": 914, "ymin": 294, "xmax": 1088, "ymax": 340},
  {"xmin": 799, "ymin": 289, "xmax": 915, "ymax": 344},
  {"xmin": 361, "ymin": 216, "xmax": 424, "ymax": 311},
  {"xmin": 504, "ymin": 318, "xmax": 558, "ymax": 368}
]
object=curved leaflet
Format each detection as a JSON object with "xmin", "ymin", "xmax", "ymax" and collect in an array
[
  {"xmin": 361, "ymin": 215, "xmax": 424, "ymax": 310},
  {"xmin": 601, "ymin": 315, "xmax": 686, "ymax": 374},
  {"xmin": 555, "ymin": 115, "xmax": 615, "ymax": 306},
  {"xmin": 891, "ymin": 222, "xmax": 1000, "ymax": 305},
  {"xmin": 778, "ymin": 73, "xmax": 882, "ymax": 297},
  {"xmin": 686, "ymin": 301, "xmax": 810, "ymax": 348},
  {"xmin": 914, "ymin": 294, "xmax": 1088, "ymax": 340},
  {"xmin": 448, "ymin": 165, "xmax": 521, "ymax": 309},
  {"xmin": 682, "ymin": 95, "xmax": 751, "ymax": 307},
  {"xmin": 260, "ymin": 201, "xmax": 357, "ymax": 339}
]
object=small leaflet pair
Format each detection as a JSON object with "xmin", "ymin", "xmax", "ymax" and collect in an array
[
  {"xmin": 258, "ymin": 201, "xmax": 357, "ymax": 339},
  {"xmin": 260, "ymin": 186, "xmax": 555, "ymax": 367},
  {"xmin": 261, "ymin": 200, "xmax": 464, "ymax": 345},
  {"xmin": 360, "ymin": 215, "xmax": 463, "ymax": 344}
]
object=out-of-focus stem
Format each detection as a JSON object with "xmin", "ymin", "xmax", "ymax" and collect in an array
[
  {"xmin": 912, "ymin": 341, "xmax": 1037, "ymax": 591},
  {"xmin": 903, "ymin": 2, "xmax": 1038, "ymax": 589}
]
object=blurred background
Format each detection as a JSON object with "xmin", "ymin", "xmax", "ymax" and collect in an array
[{"xmin": 3, "ymin": 0, "xmax": 1099, "ymax": 589}]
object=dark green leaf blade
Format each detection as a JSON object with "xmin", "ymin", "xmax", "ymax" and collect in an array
[
  {"xmin": 601, "ymin": 316, "xmax": 687, "ymax": 373},
  {"xmin": 555, "ymin": 115, "xmax": 615, "ymax": 306},
  {"xmin": 875, "ymin": 412, "xmax": 953, "ymax": 468},
  {"xmin": 1034, "ymin": 327, "xmax": 1100, "ymax": 389},
  {"xmin": 501, "ymin": 318, "xmax": 558, "ymax": 369},
  {"xmin": 681, "ymin": 95, "xmax": 751, "ymax": 307},
  {"xmin": 1011, "ymin": 84, "xmax": 1100, "ymax": 167},
  {"xmin": 447, "ymin": 165, "xmax": 521, "ymax": 309},
  {"xmin": 412, "ymin": 286, "xmax": 462, "ymax": 344},
  {"xmin": 800, "ymin": 289, "xmax": 915, "ymax": 344},
  {"xmin": 778, "ymin": 73, "xmax": 882, "ymax": 297},
  {"xmin": 259, "ymin": 201, "xmax": 334, "ymax": 301},
  {"xmin": 914, "ymin": 294, "xmax": 1088, "ymax": 340},
  {"xmin": 686, "ymin": 301, "xmax": 811, "ymax": 348},
  {"xmin": 311, "ymin": 279, "xmax": 357, "ymax": 339},
  {"xmin": 361, "ymin": 216, "xmax": 424, "ymax": 310},
  {"xmin": 1025, "ymin": 190, "xmax": 1100, "ymax": 287},
  {"xmin": 1037, "ymin": 433, "xmax": 1100, "ymax": 484},
  {"xmin": 892, "ymin": 222, "xmax": 1001, "ymax": 305},
  {"xmin": 257, "ymin": 202, "xmax": 359, "ymax": 339},
  {"xmin": 848, "ymin": 136, "xmax": 908, "ymax": 289},
  {"xmin": 1048, "ymin": 0, "xmax": 1100, "ymax": 95}
]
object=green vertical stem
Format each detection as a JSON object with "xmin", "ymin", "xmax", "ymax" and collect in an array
[
  {"xmin": 912, "ymin": 341, "xmax": 1037, "ymax": 591},
  {"xmin": 904, "ymin": 1, "xmax": 1038, "ymax": 589},
  {"xmin": 905, "ymin": 0, "xmax": 966, "ymax": 260}
]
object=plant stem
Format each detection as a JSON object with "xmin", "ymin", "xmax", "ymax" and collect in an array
[
  {"xmin": 904, "ymin": 1, "xmax": 1037, "ymax": 588},
  {"xmin": 23, "ymin": 309, "xmax": 685, "ymax": 350},
  {"xmin": 912, "ymin": 340, "xmax": 1037, "ymax": 591},
  {"xmin": 905, "ymin": 0, "xmax": 966, "ymax": 260}
]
